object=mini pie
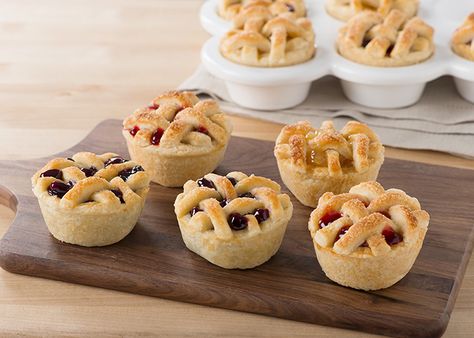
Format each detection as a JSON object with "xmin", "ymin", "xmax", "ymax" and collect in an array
[
  {"xmin": 274, "ymin": 120, "xmax": 384, "ymax": 208},
  {"xmin": 218, "ymin": 0, "xmax": 306, "ymax": 21},
  {"xmin": 174, "ymin": 172, "xmax": 293, "ymax": 269},
  {"xmin": 308, "ymin": 181, "xmax": 430, "ymax": 290},
  {"xmin": 31, "ymin": 152, "xmax": 151, "ymax": 247},
  {"xmin": 220, "ymin": 12, "xmax": 315, "ymax": 67},
  {"xmin": 123, "ymin": 91, "xmax": 232, "ymax": 187},
  {"xmin": 326, "ymin": 0, "xmax": 419, "ymax": 22},
  {"xmin": 337, "ymin": 9, "xmax": 434, "ymax": 67},
  {"xmin": 451, "ymin": 13, "xmax": 474, "ymax": 61}
]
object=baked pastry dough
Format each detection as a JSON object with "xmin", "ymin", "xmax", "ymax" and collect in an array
[
  {"xmin": 218, "ymin": 0, "xmax": 306, "ymax": 21},
  {"xmin": 220, "ymin": 12, "xmax": 315, "ymax": 67},
  {"xmin": 32, "ymin": 152, "xmax": 150, "ymax": 247},
  {"xmin": 174, "ymin": 172, "xmax": 293, "ymax": 269},
  {"xmin": 308, "ymin": 181, "xmax": 429, "ymax": 290},
  {"xmin": 451, "ymin": 13, "xmax": 474, "ymax": 61},
  {"xmin": 326, "ymin": 0, "xmax": 419, "ymax": 22},
  {"xmin": 123, "ymin": 91, "xmax": 232, "ymax": 187},
  {"xmin": 274, "ymin": 120, "xmax": 384, "ymax": 207},
  {"xmin": 337, "ymin": 9, "xmax": 434, "ymax": 67}
]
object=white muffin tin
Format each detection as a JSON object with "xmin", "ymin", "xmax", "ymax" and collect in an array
[{"xmin": 200, "ymin": 0, "xmax": 474, "ymax": 110}]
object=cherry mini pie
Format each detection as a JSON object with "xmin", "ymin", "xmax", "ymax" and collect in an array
[
  {"xmin": 174, "ymin": 172, "xmax": 293, "ymax": 269},
  {"xmin": 308, "ymin": 181, "xmax": 429, "ymax": 290},
  {"xmin": 123, "ymin": 91, "xmax": 232, "ymax": 187},
  {"xmin": 451, "ymin": 13, "xmax": 474, "ymax": 62},
  {"xmin": 220, "ymin": 11, "xmax": 315, "ymax": 67},
  {"xmin": 218, "ymin": 0, "xmax": 306, "ymax": 21},
  {"xmin": 326, "ymin": 0, "xmax": 419, "ymax": 22},
  {"xmin": 337, "ymin": 9, "xmax": 434, "ymax": 67},
  {"xmin": 274, "ymin": 120, "xmax": 384, "ymax": 208},
  {"xmin": 31, "ymin": 152, "xmax": 151, "ymax": 247}
]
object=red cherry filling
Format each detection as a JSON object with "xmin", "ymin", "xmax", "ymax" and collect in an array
[
  {"xmin": 286, "ymin": 3, "xmax": 295, "ymax": 12},
  {"xmin": 111, "ymin": 189, "xmax": 125, "ymax": 204},
  {"xmin": 47, "ymin": 181, "xmax": 72, "ymax": 198},
  {"xmin": 190, "ymin": 207, "xmax": 202, "ymax": 216},
  {"xmin": 382, "ymin": 226, "xmax": 403, "ymax": 245},
  {"xmin": 40, "ymin": 169, "xmax": 63, "ymax": 180},
  {"xmin": 335, "ymin": 226, "xmax": 350, "ymax": 242},
  {"xmin": 239, "ymin": 192, "xmax": 254, "ymax": 199},
  {"xmin": 197, "ymin": 178, "xmax": 215, "ymax": 189},
  {"xmin": 104, "ymin": 156, "xmax": 127, "ymax": 167},
  {"xmin": 118, "ymin": 165, "xmax": 144, "ymax": 181},
  {"xmin": 228, "ymin": 213, "xmax": 248, "ymax": 230},
  {"xmin": 319, "ymin": 211, "xmax": 342, "ymax": 228},
  {"xmin": 195, "ymin": 126, "xmax": 209, "ymax": 135},
  {"xmin": 219, "ymin": 199, "xmax": 229, "ymax": 208},
  {"xmin": 129, "ymin": 126, "xmax": 140, "ymax": 137},
  {"xmin": 227, "ymin": 176, "xmax": 237, "ymax": 186},
  {"xmin": 150, "ymin": 128, "xmax": 164, "ymax": 146},
  {"xmin": 254, "ymin": 208, "xmax": 270, "ymax": 223},
  {"xmin": 148, "ymin": 103, "xmax": 159, "ymax": 110},
  {"xmin": 80, "ymin": 166, "xmax": 97, "ymax": 177}
]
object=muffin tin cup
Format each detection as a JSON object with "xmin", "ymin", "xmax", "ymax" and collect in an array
[{"xmin": 200, "ymin": 0, "xmax": 474, "ymax": 110}]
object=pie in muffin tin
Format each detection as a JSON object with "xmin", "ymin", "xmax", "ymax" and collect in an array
[{"xmin": 200, "ymin": 0, "xmax": 474, "ymax": 109}]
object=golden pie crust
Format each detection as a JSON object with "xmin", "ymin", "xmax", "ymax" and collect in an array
[
  {"xmin": 220, "ymin": 11, "xmax": 315, "ymax": 67},
  {"xmin": 32, "ymin": 152, "xmax": 151, "ymax": 247},
  {"xmin": 337, "ymin": 9, "xmax": 434, "ymax": 67},
  {"xmin": 308, "ymin": 181, "xmax": 429, "ymax": 290},
  {"xmin": 123, "ymin": 91, "xmax": 232, "ymax": 187},
  {"xmin": 326, "ymin": 0, "xmax": 419, "ymax": 22},
  {"xmin": 174, "ymin": 172, "xmax": 293, "ymax": 269},
  {"xmin": 274, "ymin": 120, "xmax": 384, "ymax": 207},
  {"xmin": 218, "ymin": 0, "xmax": 306, "ymax": 21},
  {"xmin": 451, "ymin": 13, "xmax": 474, "ymax": 61}
]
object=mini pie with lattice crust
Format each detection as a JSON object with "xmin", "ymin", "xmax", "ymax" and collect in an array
[
  {"xmin": 31, "ymin": 152, "xmax": 151, "ymax": 247},
  {"xmin": 122, "ymin": 91, "xmax": 232, "ymax": 187},
  {"xmin": 451, "ymin": 13, "xmax": 474, "ymax": 62},
  {"xmin": 220, "ymin": 12, "xmax": 315, "ymax": 67},
  {"xmin": 274, "ymin": 120, "xmax": 384, "ymax": 208},
  {"xmin": 308, "ymin": 181, "xmax": 429, "ymax": 290},
  {"xmin": 174, "ymin": 172, "xmax": 293, "ymax": 269},
  {"xmin": 337, "ymin": 9, "xmax": 434, "ymax": 67},
  {"xmin": 326, "ymin": 0, "xmax": 418, "ymax": 22},
  {"xmin": 218, "ymin": 0, "xmax": 306, "ymax": 21}
]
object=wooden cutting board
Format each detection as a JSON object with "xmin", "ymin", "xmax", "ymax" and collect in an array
[{"xmin": 1, "ymin": 119, "xmax": 473, "ymax": 338}]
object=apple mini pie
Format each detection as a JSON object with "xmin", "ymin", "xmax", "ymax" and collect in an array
[{"xmin": 274, "ymin": 120, "xmax": 384, "ymax": 208}]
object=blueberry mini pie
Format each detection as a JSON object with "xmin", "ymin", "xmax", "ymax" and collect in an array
[
  {"xmin": 308, "ymin": 181, "xmax": 429, "ymax": 290},
  {"xmin": 220, "ymin": 12, "xmax": 315, "ymax": 67},
  {"xmin": 31, "ymin": 152, "xmax": 150, "ymax": 247},
  {"xmin": 337, "ymin": 9, "xmax": 434, "ymax": 67},
  {"xmin": 451, "ymin": 13, "xmax": 474, "ymax": 61},
  {"xmin": 123, "ymin": 91, "xmax": 232, "ymax": 187},
  {"xmin": 218, "ymin": 0, "xmax": 306, "ymax": 21},
  {"xmin": 174, "ymin": 172, "xmax": 293, "ymax": 269},
  {"xmin": 326, "ymin": 0, "xmax": 419, "ymax": 22},
  {"xmin": 274, "ymin": 120, "xmax": 384, "ymax": 208}
]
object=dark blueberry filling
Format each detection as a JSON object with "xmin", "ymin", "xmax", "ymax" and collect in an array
[
  {"xmin": 190, "ymin": 207, "xmax": 202, "ymax": 216},
  {"xmin": 227, "ymin": 176, "xmax": 237, "ymax": 186},
  {"xmin": 239, "ymin": 192, "xmax": 254, "ymax": 199},
  {"xmin": 197, "ymin": 178, "xmax": 215, "ymax": 189},
  {"xmin": 111, "ymin": 189, "xmax": 125, "ymax": 204},
  {"xmin": 129, "ymin": 125, "xmax": 140, "ymax": 137},
  {"xmin": 66, "ymin": 157, "xmax": 75, "ymax": 162},
  {"xmin": 47, "ymin": 181, "xmax": 72, "ymax": 198},
  {"xmin": 318, "ymin": 211, "xmax": 342, "ymax": 228},
  {"xmin": 150, "ymin": 128, "xmax": 164, "ymax": 146},
  {"xmin": 219, "ymin": 199, "xmax": 229, "ymax": 208},
  {"xmin": 80, "ymin": 166, "xmax": 97, "ymax": 177},
  {"xmin": 228, "ymin": 213, "xmax": 248, "ymax": 231},
  {"xmin": 118, "ymin": 165, "xmax": 144, "ymax": 181},
  {"xmin": 254, "ymin": 208, "xmax": 270, "ymax": 223},
  {"xmin": 40, "ymin": 169, "xmax": 63, "ymax": 180},
  {"xmin": 104, "ymin": 156, "xmax": 127, "ymax": 167}
]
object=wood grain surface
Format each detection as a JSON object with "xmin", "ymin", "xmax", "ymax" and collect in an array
[{"xmin": 1, "ymin": 119, "xmax": 474, "ymax": 338}]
